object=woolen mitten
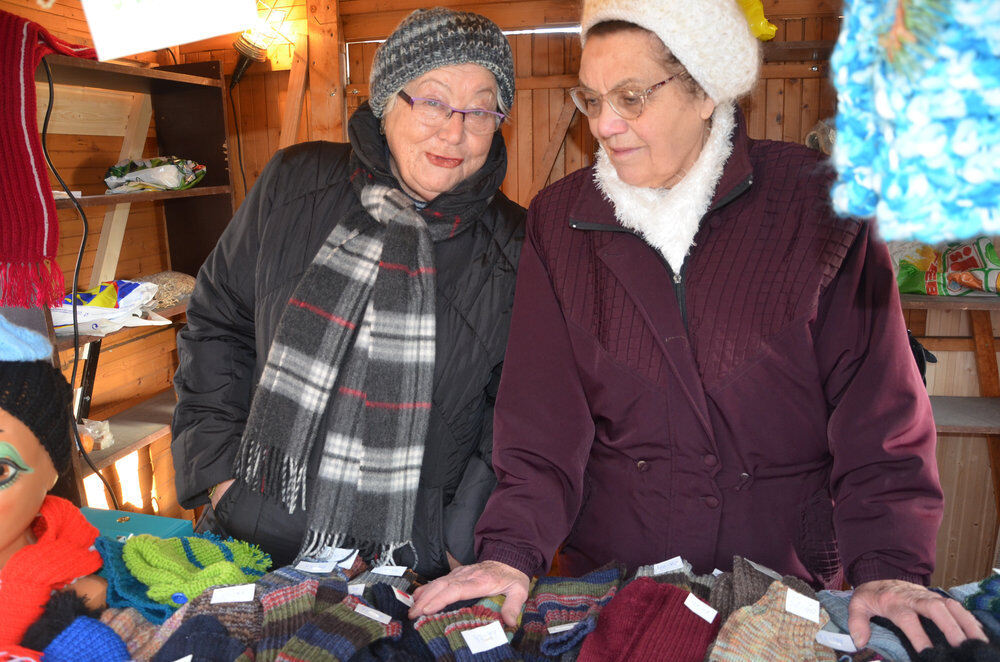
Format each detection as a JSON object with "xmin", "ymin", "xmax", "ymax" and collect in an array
[
  {"xmin": 150, "ymin": 614, "xmax": 250, "ymax": 662},
  {"xmin": 415, "ymin": 599, "xmax": 519, "ymax": 661},
  {"xmin": 122, "ymin": 533, "xmax": 271, "ymax": 607},
  {"xmin": 277, "ymin": 594, "xmax": 402, "ymax": 661},
  {"xmin": 707, "ymin": 581, "xmax": 836, "ymax": 661},
  {"xmin": 577, "ymin": 578, "xmax": 719, "ymax": 662}
]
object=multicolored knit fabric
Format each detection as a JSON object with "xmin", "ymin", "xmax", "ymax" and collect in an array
[
  {"xmin": 415, "ymin": 598, "xmax": 518, "ymax": 661},
  {"xmin": 349, "ymin": 569, "xmax": 418, "ymax": 594},
  {"xmin": 708, "ymin": 581, "xmax": 836, "ymax": 661},
  {"xmin": 256, "ymin": 578, "xmax": 321, "ymax": 662},
  {"xmin": 577, "ymin": 579, "xmax": 719, "ymax": 662},
  {"xmin": 150, "ymin": 614, "xmax": 250, "ymax": 662},
  {"xmin": 963, "ymin": 575, "xmax": 1000, "ymax": 614},
  {"xmin": 515, "ymin": 562, "xmax": 623, "ymax": 659},
  {"xmin": 276, "ymin": 594, "xmax": 403, "ymax": 661},
  {"xmin": 350, "ymin": 582, "xmax": 435, "ymax": 661},
  {"xmin": 41, "ymin": 616, "xmax": 129, "ymax": 662},
  {"xmin": 178, "ymin": 582, "xmax": 264, "ymax": 645},
  {"xmin": 99, "ymin": 607, "xmax": 158, "ymax": 660},
  {"xmin": 122, "ymin": 533, "xmax": 271, "ymax": 607},
  {"xmin": 817, "ymin": 589, "xmax": 909, "ymax": 662},
  {"xmin": 97, "ymin": 536, "xmax": 177, "ymax": 624},
  {"xmin": 708, "ymin": 556, "xmax": 815, "ymax": 622},
  {"xmin": 134, "ymin": 602, "xmax": 190, "ymax": 661}
]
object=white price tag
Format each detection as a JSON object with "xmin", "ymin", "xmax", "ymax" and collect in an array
[
  {"xmin": 994, "ymin": 567, "xmax": 1000, "ymax": 576},
  {"xmin": 210, "ymin": 584, "xmax": 255, "ymax": 604},
  {"xmin": 393, "ymin": 587, "xmax": 414, "ymax": 607},
  {"xmin": 785, "ymin": 588, "xmax": 821, "ymax": 624},
  {"xmin": 547, "ymin": 623, "xmax": 576, "ymax": 634},
  {"xmin": 372, "ymin": 565, "xmax": 408, "ymax": 577},
  {"xmin": 652, "ymin": 556, "xmax": 685, "ymax": 575},
  {"xmin": 335, "ymin": 549, "xmax": 360, "ymax": 569},
  {"xmin": 296, "ymin": 559, "xmax": 337, "ymax": 574},
  {"xmin": 171, "ymin": 656, "xmax": 193, "ymax": 662},
  {"xmin": 348, "ymin": 583, "xmax": 365, "ymax": 596},
  {"xmin": 712, "ymin": 568, "xmax": 724, "ymax": 577},
  {"xmin": 816, "ymin": 630, "xmax": 857, "ymax": 653},
  {"xmin": 684, "ymin": 592, "xmax": 718, "ymax": 623},
  {"xmin": 461, "ymin": 621, "xmax": 508, "ymax": 654},
  {"xmin": 747, "ymin": 559, "xmax": 782, "ymax": 580},
  {"xmin": 354, "ymin": 603, "xmax": 392, "ymax": 625}
]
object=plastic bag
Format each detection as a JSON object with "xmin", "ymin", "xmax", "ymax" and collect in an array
[
  {"xmin": 104, "ymin": 156, "xmax": 206, "ymax": 194},
  {"xmin": 50, "ymin": 280, "xmax": 170, "ymax": 335},
  {"xmin": 889, "ymin": 237, "xmax": 1000, "ymax": 296}
]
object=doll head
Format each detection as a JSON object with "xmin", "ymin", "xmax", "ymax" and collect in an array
[{"xmin": 0, "ymin": 314, "xmax": 72, "ymax": 567}]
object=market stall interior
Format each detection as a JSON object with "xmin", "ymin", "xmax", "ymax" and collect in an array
[{"xmin": 0, "ymin": 0, "xmax": 998, "ymax": 659}]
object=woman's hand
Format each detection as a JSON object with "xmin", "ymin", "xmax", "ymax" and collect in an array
[
  {"xmin": 209, "ymin": 478, "xmax": 234, "ymax": 509},
  {"xmin": 409, "ymin": 560, "xmax": 530, "ymax": 626},
  {"xmin": 848, "ymin": 579, "xmax": 988, "ymax": 651}
]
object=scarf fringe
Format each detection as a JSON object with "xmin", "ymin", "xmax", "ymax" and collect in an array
[
  {"xmin": 297, "ymin": 528, "xmax": 417, "ymax": 568},
  {"xmin": 0, "ymin": 260, "xmax": 65, "ymax": 307},
  {"xmin": 234, "ymin": 438, "xmax": 309, "ymax": 514}
]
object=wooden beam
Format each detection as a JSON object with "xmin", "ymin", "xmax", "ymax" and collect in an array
[
  {"xmin": 345, "ymin": 73, "xmax": 579, "ymax": 98},
  {"xmin": 969, "ymin": 309, "xmax": 1000, "ymax": 554},
  {"xmin": 759, "ymin": 62, "xmax": 828, "ymax": 79},
  {"xmin": 279, "ymin": 33, "xmax": 309, "ymax": 149},
  {"xmin": 308, "ymin": 1, "xmax": 345, "ymax": 142},
  {"xmin": 89, "ymin": 93, "xmax": 152, "ymax": 288},
  {"xmin": 760, "ymin": 0, "xmax": 843, "ymax": 18},
  {"xmin": 529, "ymin": 99, "xmax": 576, "ymax": 200},
  {"xmin": 762, "ymin": 40, "xmax": 836, "ymax": 63}
]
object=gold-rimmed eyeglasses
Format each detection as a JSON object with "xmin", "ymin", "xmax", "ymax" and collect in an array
[
  {"xmin": 397, "ymin": 90, "xmax": 505, "ymax": 135},
  {"xmin": 569, "ymin": 74, "xmax": 679, "ymax": 120}
]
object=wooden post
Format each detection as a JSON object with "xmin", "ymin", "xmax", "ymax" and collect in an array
[
  {"xmin": 970, "ymin": 310, "xmax": 1000, "ymax": 526},
  {"xmin": 529, "ymin": 99, "xmax": 576, "ymax": 200},
  {"xmin": 279, "ymin": 33, "xmax": 309, "ymax": 149},
  {"xmin": 307, "ymin": 1, "xmax": 345, "ymax": 142}
]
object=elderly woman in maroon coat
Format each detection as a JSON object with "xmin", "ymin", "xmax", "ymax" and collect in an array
[{"xmin": 412, "ymin": 0, "xmax": 985, "ymax": 651}]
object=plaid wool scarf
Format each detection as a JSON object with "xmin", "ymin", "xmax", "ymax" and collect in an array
[{"xmin": 235, "ymin": 178, "xmax": 441, "ymax": 561}]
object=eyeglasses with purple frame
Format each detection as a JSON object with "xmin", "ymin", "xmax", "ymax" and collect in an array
[{"xmin": 397, "ymin": 90, "xmax": 506, "ymax": 135}]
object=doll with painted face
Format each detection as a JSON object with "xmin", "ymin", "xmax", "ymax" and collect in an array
[{"xmin": 0, "ymin": 314, "xmax": 105, "ymax": 650}]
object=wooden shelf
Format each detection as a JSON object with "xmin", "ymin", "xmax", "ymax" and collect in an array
[
  {"xmin": 54, "ymin": 185, "xmax": 231, "ymax": 209},
  {"xmin": 55, "ymin": 299, "xmax": 188, "ymax": 352},
  {"xmin": 931, "ymin": 396, "xmax": 1000, "ymax": 435},
  {"xmin": 900, "ymin": 293, "xmax": 1000, "ymax": 311},
  {"xmin": 37, "ymin": 54, "xmax": 222, "ymax": 92},
  {"xmin": 77, "ymin": 388, "xmax": 176, "ymax": 475}
]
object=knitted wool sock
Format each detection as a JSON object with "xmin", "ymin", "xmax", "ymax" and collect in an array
[
  {"xmin": 709, "ymin": 556, "xmax": 815, "ymax": 622},
  {"xmin": 97, "ymin": 536, "xmax": 179, "ymax": 625},
  {"xmin": 99, "ymin": 607, "xmax": 158, "ymax": 660},
  {"xmin": 277, "ymin": 594, "xmax": 402, "ymax": 662},
  {"xmin": 256, "ymin": 578, "xmax": 320, "ymax": 662},
  {"xmin": 349, "ymin": 570, "xmax": 416, "ymax": 594},
  {"xmin": 150, "ymin": 614, "xmax": 250, "ymax": 662},
  {"xmin": 964, "ymin": 576, "xmax": 1000, "ymax": 614},
  {"xmin": 178, "ymin": 583, "xmax": 263, "ymax": 646},
  {"xmin": 122, "ymin": 533, "xmax": 272, "ymax": 607},
  {"xmin": 817, "ymin": 590, "xmax": 910, "ymax": 662},
  {"xmin": 707, "ymin": 581, "xmax": 836, "ymax": 662},
  {"xmin": 134, "ymin": 602, "xmax": 190, "ymax": 662},
  {"xmin": 348, "ymin": 582, "xmax": 434, "ymax": 661},
  {"xmin": 415, "ymin": 600, "xmax": 519, "ymax": 661},
  {"xmin": 648, "ymin": 571, "xmax": 713, "ymax": 602},
  {"xmin": 577, "ymin": 579, "xmax": 719, "ymax": 662},
  {"xmin": 42, "ymin": 616, "xmax": 130, "ymax": 662}
]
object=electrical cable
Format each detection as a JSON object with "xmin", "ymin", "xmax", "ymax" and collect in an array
[
  {"xmin": 161, "ymin": 48, "xmax": 178, "ymax": 65},
  {"xmin": 229, "ymin": 90, "xmax": 249, "ymax": 195},
  {"xmin": 40, "ymin": 57, "xmax": 121, "ymax": 511}
]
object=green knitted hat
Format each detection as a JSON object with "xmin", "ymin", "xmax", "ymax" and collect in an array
[{"xmin": 121, "ymin": 533, "xmax": 271, "ymax": 607}]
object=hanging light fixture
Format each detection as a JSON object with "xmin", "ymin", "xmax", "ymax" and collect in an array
[{"xmin": 231, "ymin": 1, "xmax": 291, "ymax": 89}]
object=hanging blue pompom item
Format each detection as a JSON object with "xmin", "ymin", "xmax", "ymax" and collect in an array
[{"xmin": 830, "ymin": 0, "xmax": 1000, "ymax": 242}]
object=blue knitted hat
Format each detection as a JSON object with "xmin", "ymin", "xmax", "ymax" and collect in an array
[{"xmin": 42, "ymin": 616, "xmax": 130, "ymax": 662}]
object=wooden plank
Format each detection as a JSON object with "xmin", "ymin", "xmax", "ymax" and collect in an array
[
  {"xmin": 77, "ymin": 389, "xmax": 176, "ymax": 474},
  {"xmin": 762, "ymin": 40, "xmax": 836, "ymax": 63},
  {"xmin": 38, "ymin": 54, "xmax": 222, "ymax": 91},
  {"xmin": 36, "ymin": 84, "xmax": 137, "ymax": 136},
  {"xmin": 529, "ymin": 99, "xmax": 576, "ymax": 199},
  {"xmin": 902, "ymin": 294, "xmax": 1000, "ymax": 311},
  {"xmin": 54, "ymin": 186, "xmax": 231, "ymax": 209},
  {"xmin": 308, "ymin": 0, "xmax": 346, "ymax": 142},
  {"xmin": 548, "ymin": 37, "xmax": 565, "ymax": 186},
  {"xmin": 531, "ymin": 35, "xmax": 550, "ymax": 191},
  {"xmin": 932, "ymin": 397, "xmax": 1000, "ymax": 435},
  {"xmin": 761, "ymin": 0, "xmax": 842, "ymax": 18},
  {"xmin": 760, "ymin": 62, "xmax": 828, "ymax": 79},
  {"xmin": 346, "ymin": 73, "xmax": 579, "ymax": 98},
  {"xmin": 279, "ymin": 33, "xmax": 310, "ymax": 149},
  {"xmin": 764, "ymin": 79, "xmax": 784, "ymax": 141}
]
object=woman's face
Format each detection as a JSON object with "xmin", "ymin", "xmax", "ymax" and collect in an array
[
  {"xmin": 384, "ymin": 63, "xmax": 499, "ymax": 202},
  {"xmin": 579, "ymin": 30, "xmax": 716, "ymax": 189},
  {"xmin": 0, "ymin": 407, "xmax": 57, "ymax": 567}
]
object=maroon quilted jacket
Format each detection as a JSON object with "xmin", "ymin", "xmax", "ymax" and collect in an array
[{"xmin": 475, "ymin": 114, "xmax": 943, "ymax": 588}]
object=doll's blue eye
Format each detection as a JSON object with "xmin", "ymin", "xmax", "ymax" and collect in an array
[{"xmin": 0, "ymin": 458, "xmax": 27, "ymax": 490}]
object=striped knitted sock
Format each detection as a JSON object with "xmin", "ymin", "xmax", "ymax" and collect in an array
[
  {"xmin": 99, "ymin": 607, "xmax": 157, "ymax": 661},
  {"xmin": 415, "ymin": 599, "xmax": 519, "ymax": 661},
  {"xmin": 276, "ymin": 594, "xmax": 402, "ymax": 661},
  {"xmin": 150, "ymin": 614, "xmax": 251, "ymax": 662},
  {"xmin": 256, "ymin": 578, "xmax": 320, "ymax": 662},
  {"xmin": 177, "ymin": 583, "xmax": 263, "ymax": 646},
  {"xmin": 357, "ymin": 582, "xmax": 435, "ymax": 661},
  {"xmin": 349, "ymin": 569, "xmax": 417, "ymax": 594},
  {"xmin": 965, "ymin": 576, "xmax": 1000, "ymax": 614}
]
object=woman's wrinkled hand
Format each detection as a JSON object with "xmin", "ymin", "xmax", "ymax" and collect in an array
[
  {"xmin": 848, "ymin": 579, "xmax": 988, "ymax": 652},
  {"xmin": 409, "ymin": 560, "xmax": 530, "ymax": 626}
]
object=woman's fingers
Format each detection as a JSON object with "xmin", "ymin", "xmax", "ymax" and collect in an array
[{"xmin": 409, "ymin": 561, "xmax": 530, "ymax": 625}]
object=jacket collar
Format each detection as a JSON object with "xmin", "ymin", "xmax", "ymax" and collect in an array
[
  {"xmin": 347, "ymin": 102, "xmax": 509, "ymax": 218},
  {"xmin": 569, "ymin": 107, "xmax": 754, "ymax": 228}
]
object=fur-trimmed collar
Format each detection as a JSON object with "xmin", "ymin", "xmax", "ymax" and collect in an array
[{"xmin": 594, "ymin": 102, "xmax": 736, "ymax": 272}]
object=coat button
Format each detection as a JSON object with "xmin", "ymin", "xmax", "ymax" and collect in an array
[
  {"xmin": 636, "ymin": 460, "xmax": 649, "ymax": 472},
  {"xmin": 703, "ymin": 454, "xmax": 718, "ymax": 467},
  {"xmin": 704, "ymin": 496, "xmax": 720, "ymax": 508}
]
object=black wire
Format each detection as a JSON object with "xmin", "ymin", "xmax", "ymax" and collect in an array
[
  {"xmin": 229, "ymin": 90, "xmax": 249, "ymax": 196},
  {"xmin": 41, "ymin": 57, "xmax": 121, "ymax": 511},
  {"xmin": 161, "ymin": 48, "xmax": 178, "ymax": 65}
]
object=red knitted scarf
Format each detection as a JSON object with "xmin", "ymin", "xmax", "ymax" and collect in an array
[
  {"xmin": 0, "ymin": 495, "xmax": 102, "ymax": 646},
  {"xmin": 0, "ymin": 10, "xmax": 95, "ymax": 307}
]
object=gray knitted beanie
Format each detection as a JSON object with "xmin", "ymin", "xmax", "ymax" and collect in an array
[{"xmin": 369, "ymin": 7, "xmax": 514, "ymax": 119}]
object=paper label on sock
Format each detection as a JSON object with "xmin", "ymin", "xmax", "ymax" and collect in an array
[
  {"xmin": 372, "ymin": 565, "xmax": 408, "ymax": 576},
  {"xmin": 652, "ymin": 555, "xmax": 685, "ymax": 575},
  {"xmin": 295, "ymin": 558, "xmax": 338, "ymax": 574},
  {"xmin": 461, "ymin": 620, "xmax": 508, "ymax": 654},
  {"xmin": 170, "ymin": 656, "xmax": 193, "ymax": 662},
  {"xmin": 393, "ymin": 587, "xmax": 414, "ymax": 607},
  {"xmin": 355, "ymin": 603, "xmax": 392, "ymax": 625},
  {"xmin": 816, "ymin": 630, "xmax": 857, "ymax": 653},
  {"xmin": 210, "ymin": 584, "xmax": 255, "ymax": 604},
  {"xmin": 746, "ymin": 559, "xmax": 782, "ymax": 581},
  {"xmin": 348, "ymin": 583, "xmax": 365, "ymax": 596},
  {"xmin": 785, "ymin": 588, "xmax": 821, "ymax": 623},
  {"xmin": 684, "ymin": 592, "xmax": 718, "ymax": 624},
  {"xmin": 712, "ymin": 568, "xmax": 724, "ymax": 576},
  {"xmin": 994, "ymin": 567, "xmax": 1000, "ymax": 575},
  {"xmin": 547, "ymin": 623, "xmax": 576, "ymax": 634}
]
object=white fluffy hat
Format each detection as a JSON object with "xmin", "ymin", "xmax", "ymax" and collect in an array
[{"xmin": 580, "ymin": 0, "xmax": 761, "ymax": 103}]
